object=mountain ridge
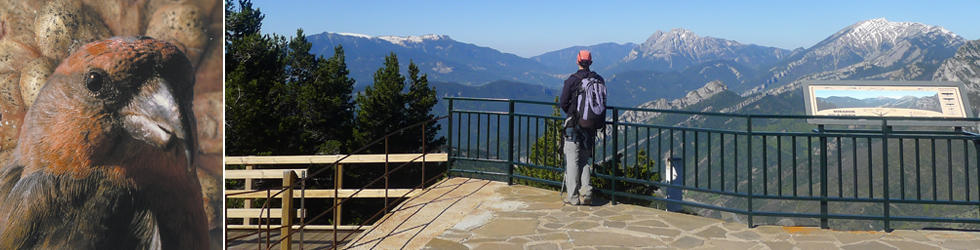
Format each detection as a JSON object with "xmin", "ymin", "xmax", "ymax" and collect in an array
[
  {"xmin": 611, "ymin": 28, "xmax": 794, "ymax": 75},
  {"xmin": 306, "ymin": 32, "xmax": 561, "ymax": 87},
  {"xmin": 308, "ymin": 18, "xmax": 970, "ymax": 115},
  {"xmin": 748, "ymin": 18, "xmax": 965, "ymax": 95}
]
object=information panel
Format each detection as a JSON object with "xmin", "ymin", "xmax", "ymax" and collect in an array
[{"xmin": 803, "ymin": 81, "xmax": 974, "ymax": 126}]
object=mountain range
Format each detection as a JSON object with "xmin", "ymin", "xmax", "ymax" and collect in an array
[
  {"xmin": 306, "ymin": 33, "xmax": 556, "ymax": 87},
  {"xmin": 717, "ymin": 19, "xmax": 968, "ymax": 117},
  {"xmin": 308, "ymin": 18, "xmax": 975, "ymax": 116},
  {"xmin": 816, "ymin": 95, "xmax": 942, "ymax": 113}
]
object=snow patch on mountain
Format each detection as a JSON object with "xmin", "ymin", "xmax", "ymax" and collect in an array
[
  {"xmin": 378, "ymin": 34, "xmax": 450, "ymax": 46},
  {"xmin": 337, "ymin": 32, "xmax": 372, "ymax": 39}
]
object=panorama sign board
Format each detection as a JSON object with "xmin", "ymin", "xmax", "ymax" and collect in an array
[{"xmin": 802, "ymin": 81, "xmax": 974, "ymax": 126}]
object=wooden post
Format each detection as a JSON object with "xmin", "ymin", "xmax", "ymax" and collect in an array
[
  {"xmin": 281, "ymin": 170, "xmax": 297, "ymax": 250},
  {"xmin": 244, "ymin": 165, "xmax": 253, "ymax": 226},
  {"xmin": 334, "ymin": 164, "xmax": 343, "ymax": 245}
]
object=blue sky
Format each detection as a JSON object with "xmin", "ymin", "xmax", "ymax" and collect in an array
[{"xmin": 244, "ymin": 0, "xmax": 980, "ymax": 58}]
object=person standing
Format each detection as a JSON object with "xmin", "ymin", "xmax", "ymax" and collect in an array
[{"xmin": 559, "ymin": 50, "xmax": 606, "ymax": 206}]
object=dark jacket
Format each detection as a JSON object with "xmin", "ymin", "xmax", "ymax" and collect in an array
[{"xmin": 559, "ymin": 69, "xmax": 604, "ymax": 137}]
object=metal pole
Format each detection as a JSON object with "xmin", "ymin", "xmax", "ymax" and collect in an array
[
  {"xmin": 447, "ymin": 99, "xmax": 454, "ymax": 176},
  {"xmin": 818, "ymin": 125, "xmax": 829, "ymax": 229},
  {"xmin": 385, "ymin": 137, "xmax": 389, "ymax": 211},
  {"xmin": 333, "ymin": 164, "xmax": 341, "ymax": 246},
  {"xmin": 611, "ymin": 107, "xmax": 619, "ymax": 205},
  {"xmin": 300, "ymin": 171, "xmax": 306, "ymax": 250},
  {"xmin": 882, "ymin": 123, "xmax": 891, "ymax": 231},
  {"xmin": 507, "ymin": 101, "xmax": 515, "ymax": 185},
  {"xmin": 422, "ymin": 120, "xmax": 427, "ymax": 187},
  {"xmin": 266, "ymin": 189, "xmax": 271, "ymax": 249},
  {"xmin": 746, "ymin": 116, "xmax": 753, "ymax": 227}
]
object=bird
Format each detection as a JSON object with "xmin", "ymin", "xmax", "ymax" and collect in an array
[{"xmin": 0, "ymin": 37, "xmax": 207, "ymax": 249}]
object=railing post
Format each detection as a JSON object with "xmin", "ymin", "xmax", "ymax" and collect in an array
[
  {"xmin": 300, "ymin": 171, "xmax": 306, "ymax": 249},
  {"xmin": 447, "ymin": 98, "xmax": 454, "ymax": 176},
  {"xmin": 507, "ymin": 100, "xmax": 515, "ymax": 185},
  {"xmin": 611, "ymin": 107, "xmax": 619, "ymax": 205},
  {"xmin": 282, "ymin": 170, "xmax": 297, "ymax": 250},
  {"xmin": 422, "ymin": 120, "xmax": 427, "ymax": 187},
  {"xmin": 244, "ymin": 165, "xmax": 254, "ymax": 227},
  {"xmin": 746, "ymin": 116, "xmax": 753, "ymax": 227},
  {"xmin": 882, "ymin": 122, "xmax": 891, "ymax": 231},
  {"xmin": 333, "ymin": 164, "xmax": 343, "ymax": 245},
  {"xmin": 818, "ymin": 125, "xmax": 829, "ymax": 229},
  {"xmin": 385, "ymin": 137, "xmax": 390, "ymax": 210}
]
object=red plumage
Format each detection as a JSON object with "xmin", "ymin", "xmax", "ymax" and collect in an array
[{"xmin": 0, "ymin": 37, "xmax": 206, "ymax": 249}]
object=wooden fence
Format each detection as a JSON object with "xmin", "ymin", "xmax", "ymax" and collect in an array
[{"xmin": 225, "ymin": 153, "xmax": 448, "ymax": 250}]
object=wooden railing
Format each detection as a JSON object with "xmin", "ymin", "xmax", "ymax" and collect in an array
[{"xmin": 224, "ymin": 153, "xmax": 447, "ymax": 249}]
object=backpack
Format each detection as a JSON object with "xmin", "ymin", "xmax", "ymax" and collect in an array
[{"xmin": 570, "ymin": 71, "xmax": 606, "ymax": 131}]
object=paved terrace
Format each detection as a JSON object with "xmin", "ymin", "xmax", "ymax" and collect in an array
[{"xmin": 341, "ymin": 177, "xmax": 980, "ymax": 250}]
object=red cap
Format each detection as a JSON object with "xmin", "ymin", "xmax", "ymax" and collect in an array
[{"xmin": 577, "ymin": 50, "xmax": 592, "ymax": 63}]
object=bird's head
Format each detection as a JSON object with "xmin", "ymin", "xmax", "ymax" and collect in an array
[{"xmin": 15, "ymin": 36, "xmax": 197, "ymax": 179}]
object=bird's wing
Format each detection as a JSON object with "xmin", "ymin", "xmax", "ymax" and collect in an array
[
  {"xmin": 0, "ymin": 164, "xmax": 36, "ymax": 249},
  {"xmin": 0, "ymin": 164, "xmax": 161, "ymax": 250}
]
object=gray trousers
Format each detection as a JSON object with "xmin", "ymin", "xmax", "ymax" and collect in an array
[{"xmin": 563, "ymin": 134, "xmax": 593, "ymax": 200}]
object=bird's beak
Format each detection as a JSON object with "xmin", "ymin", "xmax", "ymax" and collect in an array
[{"xmin": 120, "ymin": 77, "xmax": 197, "ymax": 171}]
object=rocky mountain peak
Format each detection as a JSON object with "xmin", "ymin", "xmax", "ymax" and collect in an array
[
  {"xmin": 620, "ymin": 81, "xmax": 729, "ymax": 124},
  {"xmin": 644, "ymin": 28, "xmax": 703, "ymax": 44},
  {"xmin": 636, "ymin": 28, "xmax": 738, "ymax": 54},
  {"xmin": 817, "ymin": 18, "xmax": 958, "ymax": 58},
  {"xmin": 755, "ymin": 18, "xmax": 965, "ymax": 94},
  {"xmin": 934, "ymin": 39, "xmax": 980, "ymax": 90},
  {"xmin": 378, "ymin": 34, "xmax": 451, "ymax": 46},
  {"xmin": 616, "ymin": 29, "xmax": 789, "ymax": 73}
]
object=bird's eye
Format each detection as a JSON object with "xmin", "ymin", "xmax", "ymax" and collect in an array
[{"xmin": 86, "ymin": 71, "xmax": 104, "ymax": 92}]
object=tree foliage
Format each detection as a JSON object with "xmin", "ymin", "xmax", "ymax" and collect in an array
[
  {"xmin": 354, "ymin": 54, "xmax": 445, "ymax": 154},
  {"xmin": 225, "ymin": 0, "xmax": 357, "ymax": 156},
  {"xmin": 593, "ymin": 149, "xmax": 661, "ymax": 205},
  {"xmin": 516, "ymin": 96, "xmax": 565, "ymax": 190},
  {"xmin": 225, "ymin": 0, "xmax": 287, "ymax": 156}
]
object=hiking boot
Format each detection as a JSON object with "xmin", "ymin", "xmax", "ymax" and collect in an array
[
  {"xmin": 563, "ymin": 195, "xmax": 580, "ymax": 205},
  {"xmin": 579, "ymin": 195, "xmax": 592, "ymax": 206}
]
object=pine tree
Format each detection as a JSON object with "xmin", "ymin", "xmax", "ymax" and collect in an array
[
  {"xmin": 271, "ymin": 29, "xmax": 318, "ymax": 154},
  {"xmin": 405, "ymin": 61, "xmax": 445, "ymax": 153},
  {"xmin": 225, "ymin": 0, "xmax": 287, "ymax": 156},
  {"xmin": 307, "ymin": 45, "xmax": 356, "ymax": 154},
  {"xmin": 354, "ymin": 52, "xmax": 407, "ymax": 153},
  {"xmin": 354, "ymin": 54, "xmax": 445, "ymax": 154}
]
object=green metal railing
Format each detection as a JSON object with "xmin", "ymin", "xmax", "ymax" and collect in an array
[{"xmin": 445, "ymin": 97, "xmax": 980, "ymax": 231}]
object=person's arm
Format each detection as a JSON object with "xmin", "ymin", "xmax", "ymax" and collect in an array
[{"xmin": 559, "ymin": 75, "xmax": 576, "ymax": 115}]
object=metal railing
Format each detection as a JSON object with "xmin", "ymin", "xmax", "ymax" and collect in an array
[{"xmin": 446, "ymin": 97, "xmax": 980, "ymax": 231}]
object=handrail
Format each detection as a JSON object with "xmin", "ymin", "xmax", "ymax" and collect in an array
[
  {"xmin": 446, "ymin": 97, "xmax": 980, "ymax": 232},
  {"xmin": 445, "ymin": 97, "xmax": 980, "ymax": 122}
]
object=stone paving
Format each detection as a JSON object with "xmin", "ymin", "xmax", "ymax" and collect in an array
[{"xmin": 347, "ymin": 177, "xmax": 980, "ymax": 250}]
